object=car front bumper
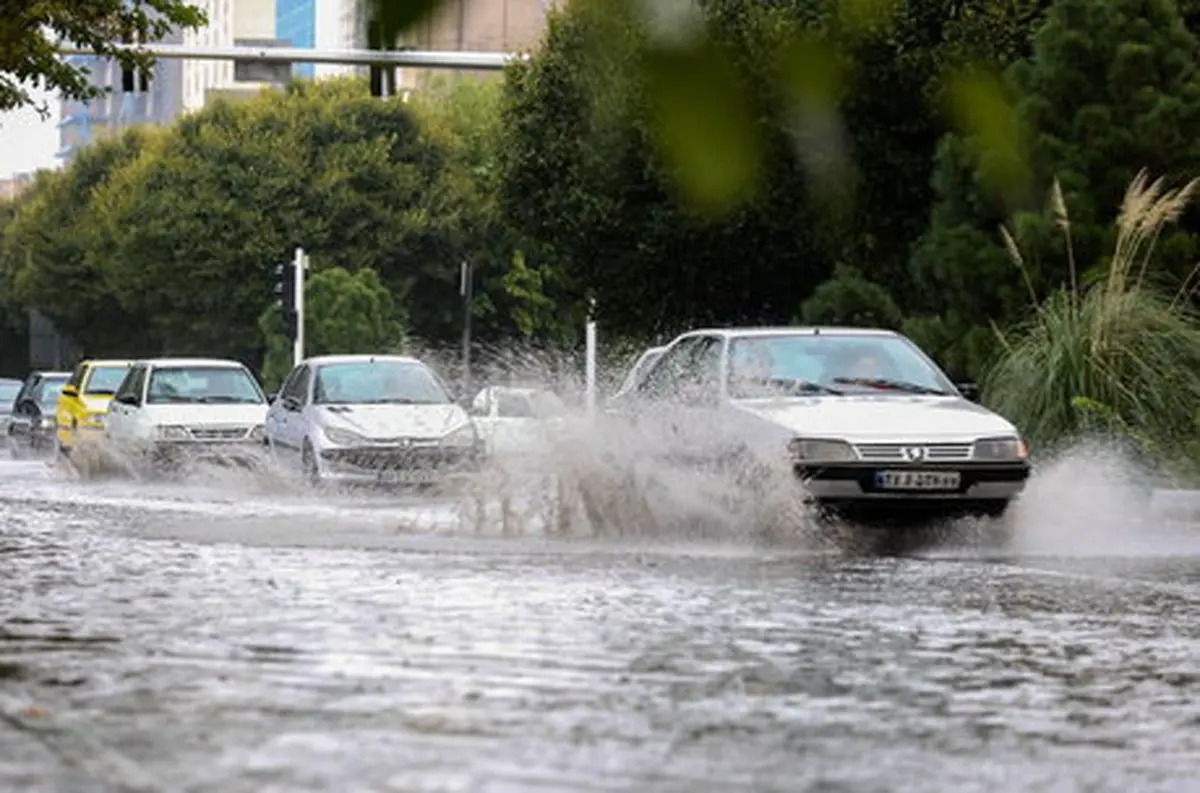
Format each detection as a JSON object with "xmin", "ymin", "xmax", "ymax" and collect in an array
[
  {"xmin": 318, "ymin": 444, "xmax": 483, "ymax": 484},
  {"xmin": 150, "ymin": 440, "xmax": 266, "ymax": 466},
  {"xmin": 796, "ymin": 460, "xmax": 1031, "ymax": 510}
]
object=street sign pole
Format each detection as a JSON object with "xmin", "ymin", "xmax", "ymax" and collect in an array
[
  {"xmin": 460, "ymin": 260, "xmax": 473, "ymax": 398},
  {"xmin": 294, "ymin": 247, "xmax": 306, "ymax": 367}
]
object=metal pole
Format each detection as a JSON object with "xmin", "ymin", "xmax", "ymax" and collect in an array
[
  {"xmin": 55, "ymin": 42, "xmax": 520, "ymax": 69},
  {"xmin": 585, "ymin": 321, "xmax": 597, "ymax": 416},
  {"xmin": 460, "ymin": 261, "xmax": 473, "ymax": 398},
  {"xmin": 293, "ymin": 247, "xmax": 305, "ymax": 367}
]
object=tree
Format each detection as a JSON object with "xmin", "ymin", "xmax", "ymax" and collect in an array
[
  {"xmin": 798, "ymin": 264, "xmax": 903, "ymax": 329},
  {"xmin": 1, "ymin": 0, "xmax": 207, "ymax": 115},
  {"xmin": 911, "ymin": 0, "xmax": 1200, "ymax": 378},
  {"xmin": 258, "ymin": 266, "xmax": 407, "ymax": 388},
  {"xmin": 0, "ymin": 127, "xmax": 157, "ymax": 355},
  {"xmin": 85, "ymin": 79, "xmax": 448, "ymax": 364}
]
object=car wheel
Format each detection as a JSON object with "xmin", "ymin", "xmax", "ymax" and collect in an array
[{"xmin": 301, "ymin": 442, "xmax": 322, "ymax": 488}]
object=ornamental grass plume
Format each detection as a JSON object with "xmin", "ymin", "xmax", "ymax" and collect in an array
[{"xmin": 984, "ymin": 169, "xmax": 1200, "ymax": 478}]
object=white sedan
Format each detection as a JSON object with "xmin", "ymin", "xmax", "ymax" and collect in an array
[
  {"xmin": 264, "ymin": 354, "xmax": 483, "ymax": 487},
  {"xmin": 604, "ymin": 326, "xmax": 1031, "ymax": 527},
  {"xmin": 104, "ymin": 358, "xmax": 269, "ymax": 469},
  {"xmin": 469, "ymin": 385, "xmax": 567, "ymax": 460}
]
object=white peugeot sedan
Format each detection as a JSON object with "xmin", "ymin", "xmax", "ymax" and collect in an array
[
  {"xmin": 104, "ymin": 358, "xmax": 270, "ymax": 469},
  {"xmin": 606, "ymin": 326, "xmax": 1031, "ymax": 526},
  {"xmin": 264, "ymin": 354, "xmax": 483, "ymax": 487}
]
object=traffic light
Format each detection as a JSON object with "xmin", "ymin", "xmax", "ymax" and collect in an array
[{"xmin": 274, "ymin": 261, "xmax": 298, "ymax": 341}]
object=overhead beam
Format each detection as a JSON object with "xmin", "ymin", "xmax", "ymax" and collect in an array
[{"xmin": 56, "ymin": 43, "xmax": 523, "ymax": 70}]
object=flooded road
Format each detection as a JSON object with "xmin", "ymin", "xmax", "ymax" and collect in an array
[{"xmin": 1, "ymin": 457, "xmax": 1198, "ymax": 792}]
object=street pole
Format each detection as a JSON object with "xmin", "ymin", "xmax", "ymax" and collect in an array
[
  {"xmin": 294, "ymin": 247, "xmax": 306, "ymax": 367},
  {"xmin": 585, "ymin": 296, "xmax": 598, "ymax": 416},
  {"xmin": 460, "ymin": 260, "xmax": 473, "ymax": 398}
]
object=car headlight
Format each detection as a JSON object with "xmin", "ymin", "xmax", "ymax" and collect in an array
[
  {"xmin": 973, "ymin": 436, "xmax": 1029, "ymax": 460},
  {"xmin": 155, "ymin": 425, "xmax": 191, "ymax": 441},
  {"xmin": 788, "ymin": 438, "xmax": 858, "ymax": 463},
  {"xmin": 324, "ymin": 426, "xmax": 367, "ymax": 446},
  {"xmin": 249, "ymin": 425, "xmax": 265, "ymax": 442},
  {"xmin": 39, "ymin": 417, "xmax": 55, "ymax": 429},
  {"xmin": 441, "ymin": 423, "xmax": 478, "ymax": 448}
]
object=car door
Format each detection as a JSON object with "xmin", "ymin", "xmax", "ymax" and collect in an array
[
  {"xmin": 8, "ymin": 376, "xmax": 37, "ymax": 443},
  {"xmin": 56, "ymin": 363, "xmax": 87, "ymax": 447},
  {"xmin": 106, "ymin": 365, "xmax": 147, "ymax": 445},
  {"xmin": 269, "ymin": 364, "xmax": 311, "ymax": 464}
]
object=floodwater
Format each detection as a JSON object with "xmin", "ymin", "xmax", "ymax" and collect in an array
[{"xmin": 1, "ymin": 453, "xmax": 1198, "ymax": 793}]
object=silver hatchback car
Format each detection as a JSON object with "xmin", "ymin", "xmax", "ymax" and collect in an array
[{"xmin": 263, "ymin": 354, "xmax": 484, "ymax": 487}]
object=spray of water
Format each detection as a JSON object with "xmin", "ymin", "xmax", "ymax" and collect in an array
[{"xmin": 43, "ymin": 341, "xmax": 1195, "ymax": 556}]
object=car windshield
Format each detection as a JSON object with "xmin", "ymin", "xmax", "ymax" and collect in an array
[
  {"xmin": 35, "ymin": 378, "xmax": 68, "ymax": 410},
  {"xmin": 0, "ymin": 381, "xmax": 20, "ymax": 407},
  {"xmin": 313, "ymin": 361, "xmax": 450, "ymax": 405},
  {"xmin": 146, "ymin": 366, "xmax": 265, "ymax": 404},
  {"xmin": 529, "ymin": 390, "xmax": 567, "ymax": 418},
  {"xmin": 726, "ymin": 334, "xmax": 954, "ymax": 398},
  {"xmin": 618, "ymin": 350, "xmax": 663, "ymax": 394},
  {"xmin": 84, "ymin": 365, "xmax": 131, "ymax": 396}
]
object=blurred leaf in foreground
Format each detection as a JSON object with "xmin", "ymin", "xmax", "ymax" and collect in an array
[
  {"xmin": 643, "ymin": 38, "xmax": 764, "ymax": 216},
  {"xmin": 776, "ymin": 32, "xmax": 854, "ymax": 204},
  {"xmin": 946, "ymin": 68, "xmax": 1032, "ymax": 208}
]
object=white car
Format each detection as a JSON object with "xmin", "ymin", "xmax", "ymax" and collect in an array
[
  {"xmin": 263, "ymin": 354, "xmax": 483, "ymax": 487},
  {"xmin": 605, "ymin": 326, "xmax": 1031, "ymax": 526},
  {"xmin": 609, "ymin": 345, "xmax": 665, "ymax": 403},
  {"xmin": 469, "ymin": 385, "xmax": 568, "ymax": 460},
  {"xmin": 104, "ymin": 358, "xmax": 270, "ymax": 468}
]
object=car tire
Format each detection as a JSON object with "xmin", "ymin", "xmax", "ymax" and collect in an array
[{"xmin": 301, "ymin": 442, "xmax": 322, "ymax": 488}]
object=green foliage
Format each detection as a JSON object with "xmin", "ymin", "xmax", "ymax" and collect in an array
[
  {"xmin": 913, "ymin": 0, "xmax": 1200, "ymax": 379},
  {"xmin": 985, "ymin": 172, "xmax": 1200, "ymax": 472},
  {"xmin": 258, "ymin": 266, "xmax": 407, "ymax": 389},
  {"xmin": 0, "ymin": 0, "xmax": 207, "ymax": 115},
  {"xmin": 798, "ymin": 264, "xmax": 903, "ymax": 328},
  {"xmin": 0, "ymin": 127, "xmax": 156, "ymax": 354}
]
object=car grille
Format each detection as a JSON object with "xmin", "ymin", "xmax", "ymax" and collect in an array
[
  {"xmin": 189, "ymin": 427, "xmax": 251, "ymax": 441},
  {"xmin": 323, "ymin": 446, "xmax": 476, "ymax": 471},
  {"xmin": 853, "ymin": 443, "xmax": 975, "ymax": 462}
]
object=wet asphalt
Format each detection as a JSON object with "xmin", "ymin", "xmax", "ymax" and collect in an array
[{"xmin": 0, "ymin": 455, "xmax": 1197, "ymax": 793}]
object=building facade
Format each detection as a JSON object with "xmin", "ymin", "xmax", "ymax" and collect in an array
[
  {"xmin": 182, "ymin": 0, "xmax": 286, "ymax": 111},
  {"xmin": 277, "ymin": 0, "xmax": 317, "ymax": 79},
  {"xmin": 0, "ymin": 173, "xmax": 34, "ymax": 202},
  {"xmin": 55, "ymin": 31, "xmax": 185, "ymax": 164},
  {"xmin": 396, "ymin": 0, "xmax": 557, "ymax": 91}
]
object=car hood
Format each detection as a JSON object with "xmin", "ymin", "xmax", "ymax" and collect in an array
[
  {"xmin": 143, "ymin": 403, "xmax": 268, "ymax": 426},
  {"xmin": 319, "ymin": 403, "xmax": 469, "ymax": 439},
  {"xmin": 730, "ymin": 395, "xmax": 1019, "ymax": 442}
]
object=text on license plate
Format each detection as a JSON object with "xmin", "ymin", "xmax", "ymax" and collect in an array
[
  {"xmin": 377, "ymin": 469, "xmax": 439, "ymax": 483},
  {"xmin": 875, "ymin": 470, "xmax": 961, "ymax": 491}
]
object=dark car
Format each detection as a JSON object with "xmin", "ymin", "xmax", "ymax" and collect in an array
[
  {"xmin": 0, "ymin": 377, "xmax": 23, "ymax": 449},
  {"xmin": 6, "ymin": 371, "xmax": 70, "ymax": 458}
]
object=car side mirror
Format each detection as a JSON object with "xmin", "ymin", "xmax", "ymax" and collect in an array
[
  {"xmin": 115, "ymin": 393, "xmax": 139, "ymax": 406},
  {"xmin": 956, "ymin": 382, "xmax": 981, "ymax": 403},
  {"xmin": 282, "ymin": 396, "xmax": 301, "ymax": 412},
  {"xmin": 61, "ymin": 385, "xmax": 78, "ymax": 398},
  {"xmin": 267, "ymin": 391, "xmax": 278, "ymax": 404},
  {"xmin": 18, "ymin": 397, "xmax": 37, "ymax": 412}
]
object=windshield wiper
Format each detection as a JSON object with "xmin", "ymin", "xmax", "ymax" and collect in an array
[
  {"xmin": 832, "ymin": 377, "xmax": 951, "ymax": 395},
  {"xmin": 201, "ymin": 395, "xmax": 260, "ymax": 403},
  {"xmin": 87, "ymin": 389, "xmax": 116, "ymax": 396},
  {"xmin": 768, "ymin": 377, "xmax": 844, "ymax": 396}
]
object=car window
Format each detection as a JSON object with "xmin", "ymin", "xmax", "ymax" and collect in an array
[
  {"xmin": 313, "ymin": 361, "xmax": 450, "ymax": 405},
  {"xmin": 529, "ymin": 391, "xmax": 566, "ymax": 418},
  {"xmin": 281, "ymin": 365, "xmax": 311, "ymax": 403},
  {"xmin": 146, "ymin": 366, "xmax": 265, "ymax": 405},
  {"xmin": 726, "ymin": 334, "xmax": 954, "ymax": 397},
  {"xmin": 496, "ymin": 392, "xmax": 536, "ymax": 418},
  {"xmin": 34, "ymin": 377, "xmax": 68, "ymax": 410},
  {"xmin": 0, "ymin": 380, "xmax": 22, "ymax": 406},
  {"xmin": 115, "ymin": 366, "xmax": 147, "ymax": 404},
  {"xmin": 617, "ymin": 348, "xmax": 664, "ymax": 394},
  {"xmin": 65, "ymin": 364, "xmax": 86, "ymax": 391},
  {"xmin": 636, "ymin": 337, "xmax": 703, "ymax": 401},
  {"xmin": 84, "ymin": 364, "xmax": 131, "ymax": 396}
]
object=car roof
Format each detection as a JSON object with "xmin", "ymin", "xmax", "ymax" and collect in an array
[
  {"xmin": 80, "ymin": 359, "xmax": 134, "ymax": 367},
  {"xmin": 304, "ymin": 354, "xmax": 424, "ymax": 366},
  {"xmin": 680, "ymin": 326, "xmax": 900, "ymax": 339},
  {"xmin": 29, "ymin": 371, "xmax": 70, "ymax": 379},
  {"xmin": 138, "ymin": 358, "xmax": 248, "ymax": 368}
]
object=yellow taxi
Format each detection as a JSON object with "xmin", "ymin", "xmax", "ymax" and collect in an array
[{"xmin": 55, "ymin": 359, "xmax": 134, "ymax": 456}]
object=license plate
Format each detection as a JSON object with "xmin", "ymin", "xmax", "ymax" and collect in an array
[{"xmin": 875, "ymin": 470, "xmax": 961, "ymax": 491}]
